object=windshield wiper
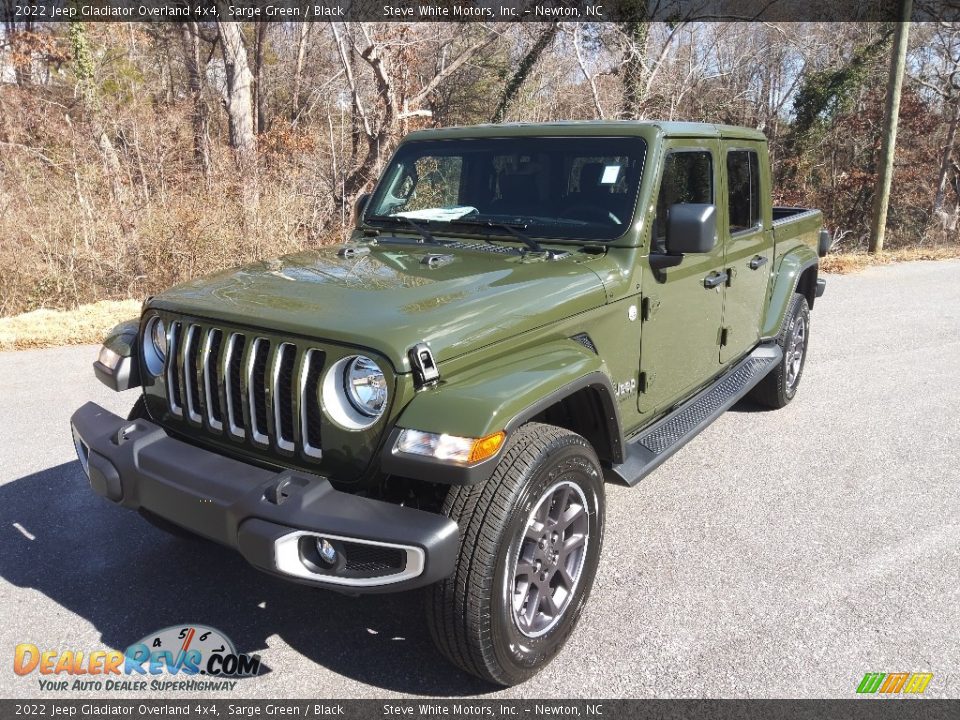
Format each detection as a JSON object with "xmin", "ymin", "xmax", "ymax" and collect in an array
[
  {"xmin": 446, "ymin": 219, "xmax": 546, "ymax": 255},
  {"xmin": 367, "ymin": 214, "xmax": 441, "ymax": 245}
]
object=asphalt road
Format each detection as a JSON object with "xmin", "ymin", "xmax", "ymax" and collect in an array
[{"xmin": 1, "ymin": 260, "xmax": 958, "ymax": 700}]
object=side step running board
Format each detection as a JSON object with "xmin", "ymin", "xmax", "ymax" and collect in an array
[{"xmin": 610, "ymin": 343, "xmax": 782, "ymax": 486}]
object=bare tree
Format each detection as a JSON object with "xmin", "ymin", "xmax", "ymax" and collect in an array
[
  {"xmin": 291, "ymin": 23, "xmax": 311, "ymax": 123},
  {"xmin": 180, "ymin": 22, "xmax": 212, "ymax": 176},
  {"xmin": 328, "ymin": 22, "xmax": 499, "ymax": 213},
  {"xmin": 911, "ymin": 21, "xmax": 960, "ymax": 223},
  {"xmin": 572, "ymin": 24, "xmax": 605, "ymax": 119},
  {"xmin": 618, "ymin": 18, "xmax": 649, "ymax": 120},
  {"xmin": 253, "ymin": 21, "xmax": 268, "ymax": 135},
  {"xmin": 216, "ymin": 21, "xmax": 256, "ymax": 173},
  {"xmin": 491, "ymin": 23, "xmax": 559, "ymax": 123}
]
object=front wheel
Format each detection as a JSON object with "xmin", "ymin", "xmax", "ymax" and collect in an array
[{"xmin": 426, "ymin": 423, "xmax": 605, "ymax": 686}]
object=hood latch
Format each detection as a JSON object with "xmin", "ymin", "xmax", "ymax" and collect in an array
[{"xmin": 409, "ymin": 343, "xmax": 440, "ymax": 389}]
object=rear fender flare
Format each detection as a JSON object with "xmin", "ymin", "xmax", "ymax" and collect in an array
[{"xmin": 762, "ymin": 248, "xmax": 818, "ymax": 339}]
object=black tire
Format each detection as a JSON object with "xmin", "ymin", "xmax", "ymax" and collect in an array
[
  {"xmin": 749, "ymin": 292, "xmax": 810, "ymax": 409},
  {"xmin": 128, "ymin": 396, "xmax": 203, "ymax": 541},
  {"xmin": 426, "ymin": 422, "xmax": 605, "ymax": 686}
]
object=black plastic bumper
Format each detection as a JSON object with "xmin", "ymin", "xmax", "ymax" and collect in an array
[{"xmin": 69, "ymin": 402, "xmax": 459, "ymax": 593}]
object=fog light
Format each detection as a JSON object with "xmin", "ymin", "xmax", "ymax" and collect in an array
[{"xmin": 316, "ymin": 537, "xmax": 338, "ymax": 565}]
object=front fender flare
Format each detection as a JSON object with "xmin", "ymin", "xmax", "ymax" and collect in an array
[
  {"xmin": 380, "ymin": 340, "xmax": 623, "ymax": 485},
  {"xmin": 93, "ymin": 319, "xmax": 141, "ymax": 392}
]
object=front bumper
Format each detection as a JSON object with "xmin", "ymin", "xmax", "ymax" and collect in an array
[{"xmin": 69, "ymin": 402, "xmax": 459, "ymax": 593}]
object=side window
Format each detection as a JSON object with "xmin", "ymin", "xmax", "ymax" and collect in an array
[
  {"xmin": 653, "ymin": 150, "xmax": 713, "ymax": 251},
  {"xmin": 726, "ymin": 150, "xmax": 761, "ymax": 233}
]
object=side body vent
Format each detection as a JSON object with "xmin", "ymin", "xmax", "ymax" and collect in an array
[{"xmin": 571, "ymin": 333, "xmax": 598, "ymax": 354}]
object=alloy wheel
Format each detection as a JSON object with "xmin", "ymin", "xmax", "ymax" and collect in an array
[
  {"xmin": 786, "ymin": 314, "xmax": 807, "ymax": 391},
  {"xmin": 510, "ymin": 480, "xmax": 590, "ymax": 638}
]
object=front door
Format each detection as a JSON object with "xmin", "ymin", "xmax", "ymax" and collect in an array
[
  {"xmin": 638, "ymin": 141, "xmax": 725, "ymax": 415},
  {"xmin": 719, "ymin": 142, "xmax": 775, "ymax": 363}
]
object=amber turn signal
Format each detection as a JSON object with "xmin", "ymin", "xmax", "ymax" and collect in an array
[{"xmin": 468, "ymin": 431, "xmax": 506, "ymax": 463}]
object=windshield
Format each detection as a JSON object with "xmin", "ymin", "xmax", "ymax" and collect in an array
[{"xmin": 365, "ymin": 136, "xmax": 647, "ymax": 242}]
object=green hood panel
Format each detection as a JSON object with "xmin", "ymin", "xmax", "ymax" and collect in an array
[{"xmin": 149, "ymin": 245, "xmax": 607, "ymax": 371}]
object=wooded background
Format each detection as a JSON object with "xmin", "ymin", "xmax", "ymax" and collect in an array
[{"xmin": 1, "ymin": 20, "xmax": 958, "ymax": 315}]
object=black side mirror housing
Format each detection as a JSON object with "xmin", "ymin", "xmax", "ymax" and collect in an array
[
  {"xmin": 666, "ymin": 203, "xmax": 717, "ymax": 254},
  {"xmin": 353, "ymin": 192, "xmax": 372, "ymax": 226}
]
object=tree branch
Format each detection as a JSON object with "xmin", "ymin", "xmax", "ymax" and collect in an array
[{"xmin": 410, "ymin": 28, "xmax": 500, "ymax": 107}]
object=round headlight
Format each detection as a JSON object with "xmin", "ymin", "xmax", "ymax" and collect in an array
[
  {"xmin": 142, "ymin": 316, "xmax": 166, "ymax": 377},
  {"xmin": 343, "ymin": 356, "xmax": 387, "ymax": 418},
  {"xmin": 151, "ymin": 317, "xmax": 167, "ymax": 358}
]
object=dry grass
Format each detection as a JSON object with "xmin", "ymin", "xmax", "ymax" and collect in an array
[
  {"xmin": 0, "ymin": 299, "xmax": 141, "ymax": 351},
  {"xmin": 821, "ymin": 245, "xmax": 960, "ymax": 274},
  {"xmin": 0, "ymin": 84, "xmax": 342, "ymax": 318}
]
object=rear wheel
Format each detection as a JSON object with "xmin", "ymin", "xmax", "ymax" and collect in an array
[
  {"xmin": 750, "ymin": 292, "xmax": 810, "ymax": 409},
  {"xmin": 426, "ymin": 422, "xmax": 605, "ymax": 686}
]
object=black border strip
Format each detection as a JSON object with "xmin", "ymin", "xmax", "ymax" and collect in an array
[{"xmin": 3, "ymin": 0, "xmax": 956, "ymax": 24}]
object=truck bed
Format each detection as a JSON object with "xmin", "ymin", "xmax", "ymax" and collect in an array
[{"xmin": 772, "ymin": 206, "xmax": 820, "ymax": 224}]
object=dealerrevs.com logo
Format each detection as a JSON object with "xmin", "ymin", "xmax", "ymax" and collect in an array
[
  {"xmin": 856, "ymin": 672, "xmax": 934, "ymax": 695},
  {"xmin": 13, "ymin": 625, "xmax": 261, "ymax": 692}
]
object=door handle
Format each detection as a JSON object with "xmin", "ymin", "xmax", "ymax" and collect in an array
[
  {"xmin": 703, "ymin": 271, "xmax": 728, "ymax": 289},
  {"xmin": 749, "ymin": 255, "xmax": 768, "ymax": 270}
]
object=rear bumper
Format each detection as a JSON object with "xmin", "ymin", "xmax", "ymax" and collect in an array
[{"xmin": 69, "ymin": 402, "xmax": 458, "ymax": 593}]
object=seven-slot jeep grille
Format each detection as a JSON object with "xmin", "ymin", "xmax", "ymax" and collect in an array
[{"xmin": 164, "ymin": 320, "xmax": 326, "ymax": 460}]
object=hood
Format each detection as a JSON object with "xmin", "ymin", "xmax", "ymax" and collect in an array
[{"xmin": 149, "ymin": 243, "xmax": 608, "ymax": 372}]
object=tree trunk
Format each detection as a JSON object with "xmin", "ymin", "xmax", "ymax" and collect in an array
[
  {"xmin": 491, "ymin": 24, "xmax": 559, "ymax": 124},
  {"xmin": 254, "ymin": 21, "xmax": 267, "ymax": 135},
  {"xmin": 216, "ymin": 21, "xmax": 257, "ymax": 172},
  {"xmin": 619, "ymin": 18, "xmax": 649, "ymax": 120},
  {"xmin": 934, "ymin": 100, "xmax": 960, "ymax": 213},
  {"xmin": 180, "ymin": 22, "xmax": 211, "ymax": 176},
  {"xmin": 349, "ymin": 40, "xmax": 363, "ymax": 163},
  {"xmin": 869, "ymin": 6, "xmax": 911, "ymax": 254},
  {"xmin": 98, "ymin": 132, "xmax": 126, "ymax": 206},
  {"xmin": 291, "ymin": 23, "xmax": 310, "ymax": 123}
]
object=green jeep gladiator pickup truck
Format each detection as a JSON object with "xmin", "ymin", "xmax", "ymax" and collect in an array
[{"xmin": 71, "ymin": 121, "xmax": 827, "ymax": 685}]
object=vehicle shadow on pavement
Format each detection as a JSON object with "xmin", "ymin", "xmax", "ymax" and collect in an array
[
  {"xmin": 0, "ymin": 461, "xmax": 495, "ymax": 697},
  {"xmin": 728, "ymin": 398, "xmax": 769, "ymax": 413}
]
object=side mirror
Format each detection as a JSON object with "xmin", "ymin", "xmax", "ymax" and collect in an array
[
  {"xmin": 353, "ymin": 192, "xmax": 372, "ymax": 226},
  {"xmin": 666, "ymin": 203, "xmax": 717, "ymax": 254}
]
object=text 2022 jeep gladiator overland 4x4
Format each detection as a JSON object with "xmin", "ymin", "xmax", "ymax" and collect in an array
[{"xmin": 72, "ymin": 121, "xmax": 827, "ymax": 685}]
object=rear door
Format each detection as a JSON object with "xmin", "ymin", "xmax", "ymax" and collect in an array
[
  {"xmin": 638, "ymin": 140, "xmax": 725, "ymax": 415},
  {"xmin": 719, "ymin": 142, "xmax": 774, "ymax": 363}
]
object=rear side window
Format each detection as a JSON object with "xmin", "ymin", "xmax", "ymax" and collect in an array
[
  {"xmin": 726, "ymin": 150, "xmax": 761, "ymax": 233},
  {"xmin": 653, "ymin": 150, "xmax": 713, "ymax": 250}
]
